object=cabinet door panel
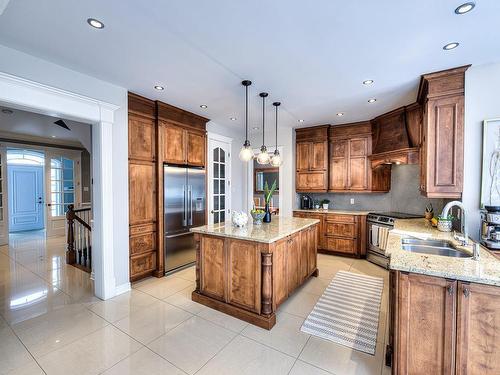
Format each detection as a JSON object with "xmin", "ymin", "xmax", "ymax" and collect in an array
[
  {"xmin": 187, "ymin": 131, "xmax": 205, "ymax": 166},
  {"xmin": 331, "ymin": 140, "xmax": 347, "ymax": 158},
  {"xmin": 227, "ymin": 240, "xmax": 260, "ymax": 313},
  {"xmin": 329, "ymin": 158, "xmax": 347, "ymax": 190},
  {"xmin": 296, "ymin": 142, "xmax": 310, "ymax": 171},
  {"xmin": 297, "ymin": 171, "xmax": 327, "ymax": 191},
  {"xmin": 307, "ymin": 226, "xmax": 317, "ymax": 274},
  {"xmin": 325, "ymin": 222, "xmax": 355, "ymax": 238},
  {"xmin": 129, "ymin": 161, "xmax": 156, "ymax": 225},
  {"xmin": 299, "ymin": 230, "xmax": 309, "ymax": 281},
  {"xmin": 200, "ymin": 237, "xmax": 225, "ymax": 301},
  {"xmin": 325, "ymin": 237, "xmax": 356, "ymax": 254},
  {"xmin": 349, "ymin": 138, "xmax": 367, "ymax": 157},
  {"xmin": 286, "ymin": 234, "xmax": 301, "ymax": 293},
  {"xmin": 129, "ymin": 115, "xmax": 155, "ymax": 161},
  {"xmin": 456, "ymin": 282, "xmax": 500, "ymax": 375},
  {"xmin": 311, "ymin": 141, "xmax": 327, "ymax": 170},
  {"xmin": 349, "ymin": 157, "xmax": 368, "ymax": 190},
  {"xmin": 273, "ymin": 238, "xmax": 288, "ymax": 307},
  {"xmin": 164, "ymin": 124, "xmax": 186, "ymax": 164},
  {"xmin": 397, "ymin": 273, "xmax": 456, "ymax": 375}
]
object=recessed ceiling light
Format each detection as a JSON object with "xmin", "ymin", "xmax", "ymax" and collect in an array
[
  {"xmin": 368, "ymin": 98, "xmax": 377, "ymax": 103},
  {"xmin": 154, "ymin": 85, "xmax": 164, "ymax": 91},
  {"xmin": 200, "ymin": 104, "xmax": 208, "ymax": 109},
  {"xmin": 362, "ymin": 80, "xmax": 374, "ymax": 85},
  {"xmin": 443, "ymin": 42, "xmax": 459, "ymax": 50},
  {"xmin": 298, "ymin": 119, "xmax": 305, "ymax": 123},
  {"xmin": 336, "ymin": 112, "xmax": 345, "ymax": 117},
  {"xmin": 230, "ymin": 117, "xmax": 237, "ymax": 121},
  {"xmin": 51, "ymin": 135, "xmax": 57, "ymax": 138},
  {"xmin": 1, "ymin": 109, "xmax": 13, "ymax": 114},
  {"xmin": 87, "ymin": 18, "xmax": 104, "ymax": 29},
  {"xmin": 252, "ymin": 127, "xmax": 260, "ymax": 130},
  {"xmin": 455, "ymin": 2, "xmax": 475, "ymax": 14}
]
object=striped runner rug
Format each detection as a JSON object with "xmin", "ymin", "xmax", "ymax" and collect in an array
[{"xmin": 300, "ymin": 270, "xmax": 384, "ymax": 355}]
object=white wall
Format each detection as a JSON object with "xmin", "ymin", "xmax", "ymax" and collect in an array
[
  {"xmin": 464, "ymin": 62, "xmax": 500, "ymax": 240},
  {"xmin": 0, "ymin": 44, "xmax": 130, "ymax": 288}
]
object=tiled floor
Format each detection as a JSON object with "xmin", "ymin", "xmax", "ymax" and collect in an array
[{"xmin": 0, "ymin": 231, "xmax": 391, "ymax": 375}]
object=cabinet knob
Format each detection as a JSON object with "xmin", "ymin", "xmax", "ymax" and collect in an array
[
  {"xmin": 447, "ymin": 285, "xmax": 454, "ymax": 295},
  {"xmin": 463, "ymin": 287, "xmax": 470, "ymax": 298}
]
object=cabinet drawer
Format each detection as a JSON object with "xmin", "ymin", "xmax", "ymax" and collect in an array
[
  {"xmin": 326, "ymin": 214, "xmax": 355, "ymax": 223},
  {"xmin": 130, "ymin": 232, "xmax": 156, "ymax": 256},
  {"xmin": 130, "ymin": 252, "xmax": 156, "ymax": 276},
  {"xmin": 325, "ymin": 237, "xmax": 357, "ymax": 254},
  {"xmin": 325, "ymin": 222, "xmax": 356, "ymax": 238},
  {"xmin": 130, "ymin": 223, "xmax": 156, "ymax": 236}
]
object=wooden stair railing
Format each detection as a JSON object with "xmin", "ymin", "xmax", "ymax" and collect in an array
[{"xmin": 66, "ymin": 205, "xmax": 92, "ymax": 273}]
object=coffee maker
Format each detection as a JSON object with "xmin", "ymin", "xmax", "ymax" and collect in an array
[
  {"xmin": 300, "ymin": 195, "xmax": 314, "ymax": 210},
  {"xmin": 481, "ymin": 206, "xmax": 500, "ymax": 250}
]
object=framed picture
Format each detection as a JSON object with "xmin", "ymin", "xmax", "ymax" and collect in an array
[{"xmin": 481, "ymin": 118, "xmax": 500, "ymax": 208}]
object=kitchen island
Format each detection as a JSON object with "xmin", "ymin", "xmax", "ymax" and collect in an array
[{"xmin": 190, "ymin": 216, "xmax": 319, "ymax": 329}]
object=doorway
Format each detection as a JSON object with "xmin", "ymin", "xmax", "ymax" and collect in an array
[{"xmin": 207, "ymin": 133, "xmax": 232, "ymax": 225}]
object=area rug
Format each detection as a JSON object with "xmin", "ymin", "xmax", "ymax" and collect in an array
[{"xmin": 300, "ymin": 270, "xmax": 384, "ymax": 355}]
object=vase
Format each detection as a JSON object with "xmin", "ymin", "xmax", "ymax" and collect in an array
[{"xmin": 263, "ymin": 203, "xmax": 272, "ymax": 223}]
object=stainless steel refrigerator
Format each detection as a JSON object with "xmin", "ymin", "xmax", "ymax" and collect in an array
[{"xmin": 164, "ymin": 165, "xmax": 206, "ymax": 274}]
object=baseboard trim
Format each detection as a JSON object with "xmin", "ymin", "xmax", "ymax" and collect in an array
[{"xmin": 114, "ymin": 282, "xmax": 131, "ymax": 296}]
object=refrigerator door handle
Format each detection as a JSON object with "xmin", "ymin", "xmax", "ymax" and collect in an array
[
  {"xmin": 165, "ymin": 232, "xmax": 191, "ymax": 239},
  {"xmin": 188, "ymin": 185, "xmax": 193, "ymax": 226},
  {"xmin": 182, "ymin": 185, "xmax": 187, "ymax": 227}
]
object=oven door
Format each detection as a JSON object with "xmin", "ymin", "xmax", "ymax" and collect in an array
[{"xmin": 367, "ymin": 221, "xmax": 392, "ymax": 256}]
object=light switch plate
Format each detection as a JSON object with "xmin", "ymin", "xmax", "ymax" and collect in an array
[{"xmin": 350, "ymin": 198, "xmax": 355, "ymax": 205}]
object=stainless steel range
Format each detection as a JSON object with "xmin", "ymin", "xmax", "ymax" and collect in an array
[{"xmin": 366, "ymin": 212, "xmax": 423, "ymax": 268}]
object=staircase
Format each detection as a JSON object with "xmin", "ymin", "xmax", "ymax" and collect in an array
[{"xmin": 66, "ymin": 205, "xmax": 92, "ymax": 273}]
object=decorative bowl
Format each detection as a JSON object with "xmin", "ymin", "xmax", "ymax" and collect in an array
[
  {"xmin": 251, "ymin": 211, "xmax": 266, "ymax": 225},
  {"xmin": 231, "ymin": 211, "xmax": 248, "ymax": 227},
  {"xmin": 437, "ymin": 219, "xmax": 452, "ymax": 232}
]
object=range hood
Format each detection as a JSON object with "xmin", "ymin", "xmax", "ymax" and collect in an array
[{"xmin": 369, "ymin": 104, "xmax": 421, "ymax": 168}]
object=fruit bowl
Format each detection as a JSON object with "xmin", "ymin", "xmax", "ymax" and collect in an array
[{"xmin": 251, "ymin": 210, "xmax": 266, "ymax": 225}]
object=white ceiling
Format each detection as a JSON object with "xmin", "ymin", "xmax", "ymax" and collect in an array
[
  {"xmin": 0, "ymin": 0, "xmax": 499, "ymax": 132},
  {"xmin": 0, "ymin": 105, "xmax": 91, "ymax": 150}
]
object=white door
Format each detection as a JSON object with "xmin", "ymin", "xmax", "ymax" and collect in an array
[
  {"xmin": 8, "ymin": 165, "xmax": 44, "ymax": 232},
  {"xmin": 0, "ymin": 146, "xmax": 8, "ymax": 245},
  {"xmin": 46, "ymin": 151, "xmax": 81, "ymax": 237},
  {"xmin": 207, "ymin": 134, "xmax": 231, "ymax": 225}
]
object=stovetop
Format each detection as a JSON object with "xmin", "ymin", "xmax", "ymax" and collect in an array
[{"xmin": 369, "ymin": 212, "xmax": 424, "ymax": 219}]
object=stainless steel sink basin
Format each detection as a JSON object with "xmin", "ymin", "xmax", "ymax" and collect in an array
[{"xmin": 401, "ymin": 238, "xmax": 471, "ymax": 258}]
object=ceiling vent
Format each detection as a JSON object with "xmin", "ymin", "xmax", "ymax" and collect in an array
[{"xmin": 54, "ymin": 119, "xmax": 70, "ymax": 130}]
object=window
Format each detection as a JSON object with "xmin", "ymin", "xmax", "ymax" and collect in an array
[
  {"xmin": 212, "ymin": 147, "xmax": 226, "ymax": 224},
  {"xmin": 50, "ymin": 157, "xmax": 74, "ymax": 216},
  {"xmin": 7, "ymin": 148, "xmax": 44, "ymax": 166}
]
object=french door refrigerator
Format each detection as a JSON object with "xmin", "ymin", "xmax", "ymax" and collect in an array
[{"xmin": 164, "ymin": 165, "xmax": 206, "ymax": 273}]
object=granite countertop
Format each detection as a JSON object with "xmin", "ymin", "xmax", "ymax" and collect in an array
[
  {"xmin": 293, "ymin": 209, "xmax": 372, "ymax": 215},
  {"xmin": 387, "ymin": 219, "xmax": 500, "ymax": 287},
  {"xmin": 190, "ymin": 216, "xmax": 320, "ymax": 244}
]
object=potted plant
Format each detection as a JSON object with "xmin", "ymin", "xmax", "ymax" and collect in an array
[
  {"xmin": 437, "ymin": 214, "xmax": 454, "ymax": 232},
  {"xmin": 321, "ymin": 199, "xmax": 330, "ymax": 210},
  {"xmin": 425, "ymin": 203, "xmax": 434, "ymax": 220},
  {"xmin": 263, "ymin": 180, "xmax": 277, "ymax": 223},
  {"xmin": 314, "ymin": 199, "xmax": 320, "ymax": 209}
]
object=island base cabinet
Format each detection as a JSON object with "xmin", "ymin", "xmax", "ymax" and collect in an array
[
  {"xmin": 192, "ymin": 225, "xmax": 318, "ymax": 330},
  {"xmin": 390, "ymin": 271, "xmax": 500, "ymax": 375},
  {"xmin": 456, "ymin": 282, "xmax": 500, "ymax": 375}
]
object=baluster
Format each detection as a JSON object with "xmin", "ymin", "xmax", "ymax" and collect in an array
[
  {"xmin": 82, "ymin": 224, "xmax": 87, "ymax": 268},
  {"xmin": 66, "ymin": 205, "xmax": 76, "ymax": 264}
]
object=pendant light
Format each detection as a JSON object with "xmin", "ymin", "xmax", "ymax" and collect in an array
[
  {"xmin": 270, "ymin": 102, "xmax": 282, "ymax": 167},
  {"xmin": 256, "ymin": 92, "xmax": 270, "ymax": 165},
  {"xmin": 238, "ymin": 80, "xmax": 254, "ymax": 162}
]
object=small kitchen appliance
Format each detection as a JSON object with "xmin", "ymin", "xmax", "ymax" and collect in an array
[
  {"xmin": 481, "ymin": 206, "xmax": 500, "ymax": 250},
  {"xmin": 300, "ymin": 194, "xmax": 314, "ymax": 210}
]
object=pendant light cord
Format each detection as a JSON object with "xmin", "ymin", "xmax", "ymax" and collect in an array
[
  {"xmin": 275, "ymin": 105, "xmax": 278, "ymax": 150},
  {"xmin": 245, "ymin": 84, "xmax": 248, "ymax": 142},
  {"xmin": 262, "ymin": 95, "xmax": 265, "ymax": 146}
]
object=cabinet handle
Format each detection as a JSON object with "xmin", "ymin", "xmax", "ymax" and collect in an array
[
  {"xmin": 463, "ymin": 287, "xmax": 470, "ymax": 298},
  {"xmin": 447, "ymin": 285, "xmax": 454, "ymax": 295}
]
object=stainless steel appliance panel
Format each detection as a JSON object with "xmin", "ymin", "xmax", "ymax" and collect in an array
[
  {"xmin": 187, "ymin": 168, "xmax": 206, "ymax": 228},
  {"xmin": 164, "ymin": 166, "xmax": 187, "ymax": 234}
]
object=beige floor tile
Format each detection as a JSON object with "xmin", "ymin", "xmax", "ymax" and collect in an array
[
  {"xmin": 289, "ymin": 360, "xmax": 333, "ymax": 375},
  {"xmin": 197, "ymin": 306, "xmax": 249, "ymax": 333},
  {"xmin": 299, "ymin": 336, "xmax": 385, "ymax": 375},
  {"xmin": 89, "ymin": 289, "xmax": 158, "ymax": 322},
  {"xmin": 147, "ymin": 316, "xmax": 236, "ymax": 374},
  {"xmin": 38, "ymin": 325, "xmax": 142, "ymax": 375},
  {"xmin": 197, "ymin": 335, "xmax": 295, "ymax": 375},
  {"xmin": 114, "ymin": 300, "xmax": 192, "ymax": 344},
  {"xmin": 0, "ymin": 326, "xmax": 36, "ymax": 375},
  {"xmin": 298, "ymin": 276, "xmax": 331, "ymax": 296},
  {"xmin": 316, "ymin": 262, "xmax": 351, "ymax": 280},
  {"xmin": 42, "ymin": 266, "xmax": 98, "ymax": 304},
  {"xmin": 12, "ymin": 302, "xmax": 108, "ymax": 358},
  {"xmin": 5, "ymin": 360, "xmax": 45, "ymax": 375},
  {"xmin": 171, "ymin": 266, "xmax": 196, "ymax": 282},
  {"xmin": 102, "ymin": 347, "xmax": 185, "ymax": 375},
  {"xmin": 241, "ymin": 312, "xmax": 309, "ymax": 357},
  {"xmin": 134, "ymin": 276, "xmax": 192, "ymax": 300},
  {"xmin": 163, "ymin": 284, "xmax": 206, "ymax": 314},
  {"xmin": 349, "ymin": 261, "xmax": 389, "ymax": 280},
  {"xmin": 279, "ymin": 290, "xmax": 319, "ymax": 318}
]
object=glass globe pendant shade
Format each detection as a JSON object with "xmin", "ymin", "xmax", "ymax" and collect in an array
[
  {"xmin": 256, "ymin": 145, "xmax": 270, "ymax": 165},
  {"xmin": 239, "ymin": 142, "xmax": 254, "ymax": 162},
  {"xmin": 270, "ymin": 149, "xmax": 282, "ymax": 167}
]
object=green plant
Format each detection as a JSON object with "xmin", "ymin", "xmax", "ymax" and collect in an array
[
  {"xmin": 321, "ymin": 199, "xmax": 330, "ymax": 205},
  {"xmin": 438, "ymin": 214, "xmax": 454, "ymax": 221},
  {"xmin": 263, "ymin": 180, "xmax": 277, "ymax": 205},
  {"xmin": 425, "ymin": 203, "xmax": 434, "ymax": 213}
]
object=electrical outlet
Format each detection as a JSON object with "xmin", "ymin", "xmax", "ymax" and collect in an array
[{"xmin": 350, "ymin": 198, "xmax": 355, "ymax": 205}]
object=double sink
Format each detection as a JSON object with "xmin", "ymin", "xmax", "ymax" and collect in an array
[{"xmin": 401, "ymin": 238, "xmax": 471, "ymax": 258}]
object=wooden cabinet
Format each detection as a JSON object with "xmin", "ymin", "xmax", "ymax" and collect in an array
[
  {"xmin": 200, "ymin": 236, "xmax": 226, "ymax": 301},
  {"xmin": 456, "ymin": 282, "xmax": 500, "ymax": 375},
  {"xmin": 286, "ymin": 232, "xmax": 301, "ymax": 293},
  {"xmin": 390, "ymin": 271, "xmax": 500, "ymax": 375},
  {"xmin": 328, "ymin": 122, "xmax": 390, "ymax": 193},
  {"xmin": 296, "ymin": 126, "xmax": 329, "ymax": 192},
  {"xmin": 163, "ymin": 122, "xmax": 206, "ymax": 167},
  {"xmin": 418, "ymin": 66, "xmax": 468, "ymax": 198}
]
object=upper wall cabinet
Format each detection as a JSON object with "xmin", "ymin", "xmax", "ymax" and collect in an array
[
  {"xmin": 418, "ymin": 65, "xmax": 469, "ymax": 198},
  {"xmin": 296, "ymin": 126, "xmax": 329, "ymax": 192},
  {"xmin": 157, "ymin": 102, "xmax": 208, "ymax": 167}
]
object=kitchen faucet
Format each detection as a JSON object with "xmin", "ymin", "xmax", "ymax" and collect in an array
[{"xmin": 441, "ymin": 201, "xmax": 469, "ymax": 246}]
